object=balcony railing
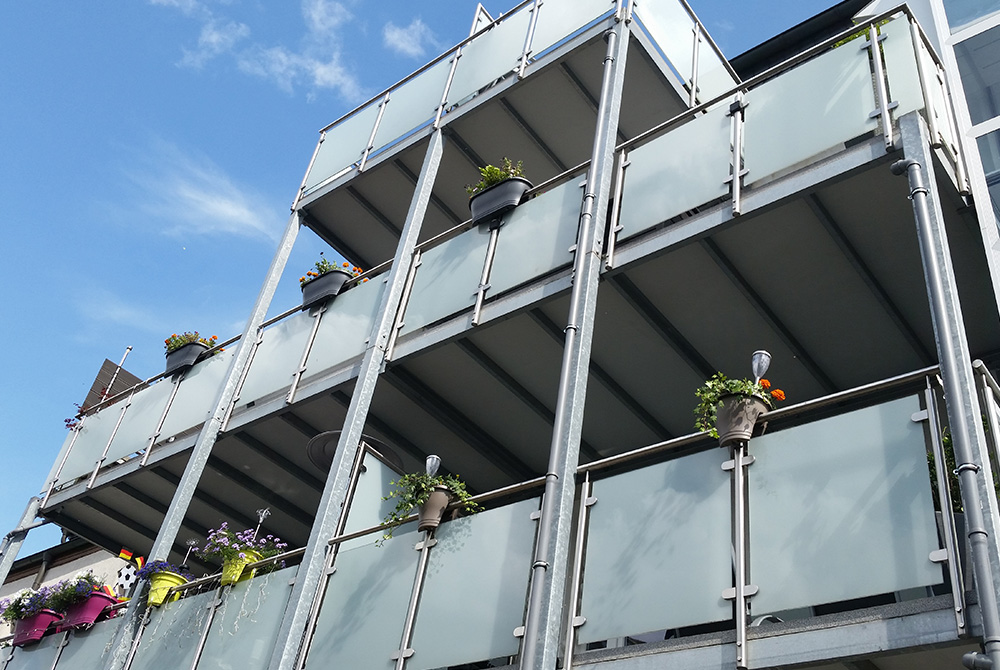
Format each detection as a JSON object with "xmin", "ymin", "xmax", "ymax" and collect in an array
[{"xmin": 14, "ymin": 366, "xmax": 985, "ymax": 670}]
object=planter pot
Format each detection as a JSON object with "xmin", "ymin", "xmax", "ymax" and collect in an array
[
  {"xmin": 58, "ymin": 592, "xmax": 118, "ymax": 630},
  {"xmin": 469, "ymin": 177, "xmax": 533, "ymax": 229},
  {"xmin": 12, "ymin": 610, "xmax": 62, "ymax": 646},
  {"xmin": 220, "ymin": 550, "xmax": 262, "ymax": 586},
  {"xmin": 147, "ymin": 571, "xmax": 187, "ymax": 607},
  {"xmin": 417, "ymin": 485, "xmax": 454, "ymax": 533},
  {"xmin": 715, "ymin": 394, "xmax": 769, "ymax": 447},
  {"xmin": 164, "ymin": 342, "xmax": 208, "ymax": 376},
  {"xmin": 301, "ymin": 269, "xmax": 353, "ymax": 311}
]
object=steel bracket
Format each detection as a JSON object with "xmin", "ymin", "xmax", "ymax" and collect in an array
[
  {"xmin": 414, "ymin": 538, "xmax": 437, "ymax": 551},
  {"xmin": 930, "ymin": 548, "xmax": 949, "ymax": 563},
  {"xmin": 513, "ymin": 626, "xmax": 525, "ymax": 638},
  {"xmin": 389, "ymin": 648, "xmax": 414, "ymax": 660},
  {"xmin": 722, "ymin": 584, "xmax": 759, "ymax": 600},
  {"xmin": 912, "ymin": 409, "xmax": 929, "ymax": 422}
]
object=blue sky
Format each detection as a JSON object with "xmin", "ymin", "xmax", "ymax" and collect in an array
[{"xmin": 1, "ymin": 0, "xmax": 841, "ymax": 555}]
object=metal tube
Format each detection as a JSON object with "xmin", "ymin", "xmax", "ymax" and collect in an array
[
  {"xmin": 519, "ymin": 20, "xmax": 629, "ymax": 670},
  {"xmin": 731, "ymin": 442, "xmax": 751, "ymax": 669},
  {"xmin": 562, "ymin": 474, "xmax": 592, "ymax": 669},
  {"xmin": 729, "ymin": 92, "xmax": 745, "ymax": 217},
  {"xmin": 393, "ymin": 532, "xmax": 435, "ymax": 670},
  {"xmin": 385, "ymin": 250, "xmax": 421, "ymax": 363},
  {"xmin": 893, "ymin": 116, "xmax": 1000, "ymax": 670},
  {"xmin": 689, "ymin": 22, "xmax": 700, "ymax": 107},
  {"xmin": 87, "ymin": 390, "xmax": 136, "ymax": 489},
  {"xmin": 975, "ymin": 361, "xmax": 1000, "ymax": 475},
  {"xmin": 0, "ymin": 497, "xmax": 41, "ymax": 589},
  {"xmin": 286, "ymin": 305, "xmax": 326, "ymax": 404},
  {"xmin": 868, "ymin": 23, "xmax": 894, "ymax": 151},
  {"xmin": 472, "ymin": 227, "xmax": 500, "ymax": 326},
  {"xmin": 139, "ymin": 375, "xmax": 182, "ymax": 467},
  {"xmin": 909, "ymin": 18, "xmax": 941, "ymax": 149},
  {"xmin": 187, "ymin": 593, "xmax": 223, "ymax": 670},
  {"xmin": 220, "ymin": 328, "xmax": 263, "ymax": 432},
  {"xmin": 518, "ymin": 0, "xmax": 542, "ymax": 80},
  {"xmin": 604, "ymin": 149, "xmax": 627, "ymax": 271},
  {"xmin": 42, "ymin": 418, "xmax": 84, "ymax": 506}
]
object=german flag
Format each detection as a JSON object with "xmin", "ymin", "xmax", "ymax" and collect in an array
[
  {"xmin": 119, "ymin": 548, "xmax": 133, "ymax": 561},
  {"xmin": 134, "ymin": 556, "xmax": 145, "ymax": 570}
]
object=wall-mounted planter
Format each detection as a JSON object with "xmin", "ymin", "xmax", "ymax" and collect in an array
[
  {"xmin": 147, "ymin": 571, "xmax": 187, "ymax": 607},
  {"xmin": 164, "ymin": 342, "xmax": 209, "ymax": 376},
  {"xmin": 469, "ymin": 177, "xmax": 533, "ymax": 229},
  {"xmin": 417, "ymin": 485, "xmax": 454, "ymax": 532},
  {"xmin": 12, "ymin": 610, "xmax": 62, "ymax": 646},
  {"xmin": 301, "ymin": 269, "xmax": 353, "ymax": 311},
  {"xmin": 221, "ymin": 550, "xmax": 262, "ymax": 585},
  {"xmin": 715, "ymin": 394, "xmax": 769, "ymax": 446},
  {"xmin": 58, "ymin": 592, "xmax": 117, "ymax": 630}
]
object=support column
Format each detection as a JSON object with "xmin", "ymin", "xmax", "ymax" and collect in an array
[
  {"xmin": 269, "ymin": 129, "xmax": 444, "ymax": 670},
  {"xmin": 896, "ymin": 112, "xmax": 1000, "ymax": 669},
  {"xmin": 0, "ymin": 497, "xmax": 44, "ymax": 588},
  {"xmin": 518, "ymin": 18, "xmax": 630, "ymax": 670}
]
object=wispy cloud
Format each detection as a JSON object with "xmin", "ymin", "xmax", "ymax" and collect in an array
[
  {"xmin": 181, "ymin": 18, "xmax": 250, "ymax": 68},
  {"xmin": 382, "ymin": 18, "xmax": 437, "ymax": 59},
  {"xmin": 126, "ymin": 141, "xmax": 281, "ymax": 242},
  {"xmin": 76, "ymin": 288, "xmax": 168, "ymax": 334}
]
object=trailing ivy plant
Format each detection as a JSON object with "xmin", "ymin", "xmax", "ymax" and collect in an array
[
  {"xmin": 694, "ymin": 372, "xmax": 786, "ymax": 438},
  {"xmin": 465, "ymin": 158, "xmax": 526, "ymax": 196},
  {"xmin": 379, "ymin": 472, "xmax": 480, "ymax": 544}
]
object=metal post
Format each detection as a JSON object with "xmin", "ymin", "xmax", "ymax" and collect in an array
[
  {"xmin": 0, "ymin": 497, "xmax": 42, "ymax": 588},
  {"xmin": 561, "ymin": 474, "xmax": 594, "ymax": 669},
  {"xmin": 87, "ymin": 390, "xmax": 136, "ymax": 489},
  {"xmin": 689, "ymin": 22, "xmax": 701, "ymax": 107},
  {"xmin": 42, "ymin": 419, "xmax": 85, "ymax": 506},
  {"xmin": 895, "ymin": 112, "xmax": 1000, "ymax": 670},
  {"xmin": 727, "ymin": 92, "xmax": 747, "ymax": 217},
  {"xmin": 603, "ymin": 149, "xmax": 627, "ymax": 271},
  {"xmin": 385, "ymin": 249, "xmax": 422, "ymax": 363},
  {"xmin": 517, "ymin": 0, "xmax": 542, "ymax": 80},
  {"xmin": 139, "ymin": 375, "xmax": 182, "ymax": 467},
  {"xmin": 188, "ymin": 590, "xmax": 225, "ymax": 670},
  {"xmin": 518, "ymin": 19, "xmax": 629, "ymax": 670},
  {"xmin": 471, "ymin": 227, "xmax": 501, "ymax": 326},
  {"xmin": 722, "ymin": 442, "xmax": 756, "ymax": 670},
  {"xmin": 286, "ymin": 304, "xmax": 327, "ymax": 404},
  {"xmin": 866, "ymin": 23, "xmax": 895, "ymax": 151},
  {"xmin": 358, "ymin": 94, "xmax": 390, "ymax": 173},
  {"xmin": 221, "ymin": 328, "xmax": 264, "ymax": 432},
  {"xmin": 270, "ymin": 129, "xmax": 445, "ymax": 670},
  {"xmin": 391, "ymin": 532, "xmax": 435, "ymax": 669}
]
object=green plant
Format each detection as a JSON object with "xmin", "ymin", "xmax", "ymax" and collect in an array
[
  {"xmin": 380, "ymin": 472, "xmax": 480, "ymax": 543},
  {"xmin": 195, "ymin": 522, "xmax": 288, "ymax": 564},
  {"xmin": 164, "ymin": 331, "xmax": 218, "ymax": 353},
  {"xmin": 46, "ymin": 572, "xmax": 108, "ymax": 612},
  {"xmin": 0, "ymin": 587, "xmax": 54, "ymax": 622},
  {"xmin": 299, "ymin": 252, "xmax": 366, "ymax": 287},
  {"xmin": 135, "ymin": 560, "xmax": 192, "ymax": 580},
  {"xmin": 694, "ymin": 372, "xmax": 786, "ymax": 438},
  {"xmin": 465, "ymin": 158, "xmax": 526, "ymax": 196}
]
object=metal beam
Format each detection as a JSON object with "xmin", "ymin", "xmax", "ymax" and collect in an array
[
  {"xmin": 393, "ymin": 159, "xmax": 464, "ymax": 226},
  {"xmin": 300, "ymin": 210, "xmax": 374, "ymax": 270},
  {"xmin": 0, "ymin": 498, "xmax": 42, "ymax": 589},
  {"xmin": 443, "ymin": 126, "xmax": 488, "ymax": 171},
  {"xmin": 206, "ymin": 456, "xmax": 314, "ymax": 527},
  {"xmin": 498, "ymin": 97, "xmax": 567, "ymax": 172},
  {"xmin": 457, "ymin": 338, "xmax": 601, "ymax": 461},
  {"xmin": 113, "ymin": 483, "xmax": 208, "ymax": 538},
  {"xmin": 529, "ymin": 308, "xmax": 673, "ymax": 440},
  {"xmin": 559, "ymin": 61, "xmax": 629, "ymax": 144},
  {"xmin": 608, "ymin": 274, "xmax": 717, "ymax": 379},
  {"xmin": 806, "ymin": 193, "xmax": 934, "ymax": 365},
  {"xmin": 232, "ymin": 431, "xmax": 325, "ymax": 492},
  {"xmin": 279, "ymin": 412, "xmax": 321, "ymax": 439},
  {"xmin": 346, "ymin": 185, "xmax": 402, "ymax": 237},
  {"xmin": 700, "ymin": 237, "xmax": 838, "ymax": 392},
  {"xmin": 329, "ymin": 390, "xmax": 429, "ymax": 464},
  {"xmin": 384, "ymin": 366, "xmax": 535, "ymax": 480},
  {"xmin": 149, "ymin": 466, "xmax": 258, "ymax": 531}
]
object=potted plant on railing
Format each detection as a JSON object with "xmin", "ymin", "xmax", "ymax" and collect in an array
[
  {"xmin": 380, "ymin": 455, "xmax": 480, "ymax": 544},
  {"xmin": 47, "ymin": 571, "xmax": 117, "ymax": 630},
  {"xmin": 0, "ymin": 586, "xmax": 60, "ymax": 646},
  {"xmin": 300, "ymin": 253, "xmax": 367, "ymax": 310},
  {"xmin": 164, "ymin": 332, "xmax": 219, "ymax": 375},
  {"xmin": 196, "ymin": 521, "xmax": 288, "ymax": 586},
  {"xmin": 136, "ymin": 561, "xmax": 191, "ymax": 607},
  {"xmin": 466, "ymin": 158, "xmax": 532, "ymax": 229},
  {"xmin": 694, "ymin": 351, "xmax": 786, "ymax": 447}
]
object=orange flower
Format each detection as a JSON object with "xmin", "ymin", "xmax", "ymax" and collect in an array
[
  {"xmin": 770, "ymin": 389, "xmax": 786, "ymax": 401},
  {"xmin": 760, "ymin": 379, "xmax": 771, "ymax": 389}
]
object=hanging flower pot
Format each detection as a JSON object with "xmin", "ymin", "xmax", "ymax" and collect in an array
[
  {"xmin": 12, "ymin": 609, "xmax": 62, "ymax": 646},
  {"xmin": 417, "ymin": 485, "xmax": 454, "ymax": 532},
  {"xmin": 714, "ymin": 394, "xmax": 770, "ymax": 446},
  {"xmin": 163, "ymin": 332, "xmax": 219, "ymax": 375},
  {"xmin": 220, "ymin": 549, "xmax": 262, "ymax": 586},
  {"xmin": 59, "ymin": 591, "xmax": 117, "ymax": 629},
  {"xmin": 694, "ymin": 370, "xmax": 786, "ymax": 447},
  {"xmin": 379, "ymin": 460, "xmax": 480, "ymax": 544},
  {"xmin": 466, "ymin": 158, "xmax": 532, "ymax": 229},
  {"xmin": 147, "ymin": 571, "xmax": 187, "ymax": 607},
  {"xmin": 299, "ymin": 256, "xmax": 366, "ymax": 311}
]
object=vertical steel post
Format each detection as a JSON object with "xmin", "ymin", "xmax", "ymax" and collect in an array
[
  {"xmin": 722, "ymin": 442, "xmax": 756, "ymax": 670},
  {"xmin": 895, "ymin": 112, "xmax": 1000, "ymax": 670},
  {"xmin": 867, "ymin": 23, "xmax": 895, "ymax": 152},
  {"xmin": 87, "ymin": 390, "xmax": 136, "ymax": 489},
  {"xmin": 270, "ymin": 129, "xmax": 445, "ymax": 670},
  {"xmin": 0, "ymin": 497, "xmax": 42, "ymax": 589},
  {"xmin": 391, "ymin": 532, "xmax": 436, "ymax": 669},
  {"xmin": 518, "ymin": 19, "xmax": 629, "ymax": 670},
  {"xmin": 285, "ymin": 304, "xmax": 327, "ymax": 404},
  {"xmin": 561, "ymin": 473, "xmax": 594, "ymax": 669},
  {"xmin": 689, "ymin": 22, "xmax": 701, "ymax": 107},
  {"xmin": 471, "ymin": 227, "xmax": 501, "ymax": 326},
  {"xmin": 139, "ymin": 375, "xmax": 182, "ymax": 467},
  {"xmin": 728, "ymin": 92, "xmax": 747, "ymax": 217}
]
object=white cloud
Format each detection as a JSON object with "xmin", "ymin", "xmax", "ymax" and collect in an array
[
  {"xmin": 181, "ymin": 19, "xmax": 250, "ymax": 68},
  {"xmin": 77, "ymin": 288, "xmax": 167, "ymax": 334},
  {"xmin": 382, "ymin": 18, "xmax": 436, "ymax": 59},
  {"xmin": 127, "ymin": 141, "xmax": 281, "ymax": 242},
  {"xmin": 302, "ymin": 0, "xmax": 351, "ymax": 38}
]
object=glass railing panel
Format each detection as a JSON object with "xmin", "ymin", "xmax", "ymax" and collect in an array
[
  {"xmin": 617, "ymin": 104, "xmax": 731, "ymax": 241},
  {"xmin": 748, "ymin": 396, "xmax": 942, "ymax": 614},
  {"xmin": 882, "ymin": 18, "xmax": 924, "ymax": 118},
  {"xmin": 54, "ymin": 618, "xmax": 122, "ymax": 669},
  {"xmin": 129, "ymin": 589, "xmax": 216, "ymax": 670},
  {"xmin": 578, "ymin": 447, "xmax": 732, "ymax": 644},
  {"xmin": 102, "ymin": 379, "xmax": 174, "ymax": 467},
  {"xmin": 239, "ymin": 312, "xmax": 315, "ymax": 406},
  {"xmin": 371, "ymin": 60, "xmax": 451, "ymax": 155},
  {"xmin": 343, "ymin": 451, "xmax": 399, "ymax": 538},
  {"xmin": 5, "ymin": 634, "xmax": 61, "ymax": 670},
  {"xmin": 489, "ymin": 179, "xmax": 580, "ymax": 295},
  {"xmin": 158, "ymin": 348, "xmax": 236, "ymax": 442},
  {"xmin": 303, "ymin": 103, "xmax": 381, "ymax": 193},
  {"xmin": 698, "ymin": 38, "xmax": 738, "ymax": 103},
  {"xmin": 531, "ymin": 0, "xmax": 614, "ymax": 57},
  {"xmin": 632, "ymin": 0, "xmax": 695, "ymax": 83},
  {"xmin": 448, "ymin": 8, "xmax": 532, "ymax": 106},
  {"xmin": 304, "ymin": 278, "xmax": 385, "ymax": 380},
  {"xmin": 400, "ymin": 226, "xmax": 493, "ymax": 335},
  {"xmin": 198, "ymin": 565, "xmax": 298, "ymax": 670},
  {"xmin": 59, "ymin": 402, "xmax": 123, "ymax": 482},
  {"xmin": 304, "ymin": 526, "xmax": 419, "ymax": 669},
  {"xmin": 408, "ymin": 498, "xmax": 538, "ymax": 670},
  {"xmin": 744, "ymin": 38, "xmax": 878, "ymax": 185},
  {"xmin": 915, "ymin": 34, "xmax": 954, "ymax": 149}
]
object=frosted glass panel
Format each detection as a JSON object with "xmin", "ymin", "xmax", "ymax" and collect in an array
[
  {"xmin": 305, "ymin": 529, "xmax": 419, "ymax": 670},
  {"xmin": 745, "ymin": 40, "xmax": 878, "ymax": 183},
  {"xmin": 531, "ymin": 0, "xmax": 614, "ymax": 57},
  {"xmin": 698, "ymin": 38, "xmax": 737, "ymax": 102},
  {"xmin": 489, "ymin": 179, "xmax": 580, "ymax": 295},
  {"xmin": 5, "ymin": 635, "xmax": 61, "ymax": 670},
  {"xmin": 304, "ymin": 104, "xmax": 380, "ymax": 192},
  {"xmin": 618, "ymin": 105, "xmax": 731, "ymax": 240},
  {"xmin": 344, "ymin": 452, "xmax": 400, "ymax": 537},
  {"xmin": 916, "ymin": 36, "xmax": 953, "ymax": 149},
  {"xmin": 239, "ymin": 313, "xmax": 314, "ymax": 406},
  {"xmin": 130, "ymin": 590, "xmax": 215, "ymax": 670},
  {"xmin": 305, "ymin": 278, "xmax": 385, "ymax": 379},
  {"xmin": 372, "ymin": 61, "xmax": 451, "ymax": 153},
  {"xmin": 55, "ymin": 619, "xmax": 122, "ymax": 669},
  {"xmin": 449, "ymin": 9, "xmax": 531, "ymax": 105},
  {"xmin": 579, "ymin": 448, "xmax": 732, "ymax": 643},
  {"xmin": 59, "ymin": 401, "xmax": 124, "ymax": 482},
  {"xmin": 749, "ymin": 396, "xmax": 942, "ymax": 614},
  {"xmin": 159, "ymin": 348, "xmax": 235, "ymax": 441},
  {"xmin": 882, "ymin": 18, "xmax": 923, "ymax": 118},
  {"xmin": 199, "ymin": 566, "xmax": 298, "ymax": 670},
  {"xmin": 633, "ymin": 0, "xmax": 695, "ymax": 82},
  {"xmin": 103, "ymin": 379, "xmax": 174, "ymax": 466},
  {"xmin": 408, "ymin": 498, "xmax": 537, "ymax": 670},
  {"xmin": 400, "ymin": 227, "xmax": 492, "ymax": 335}
]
